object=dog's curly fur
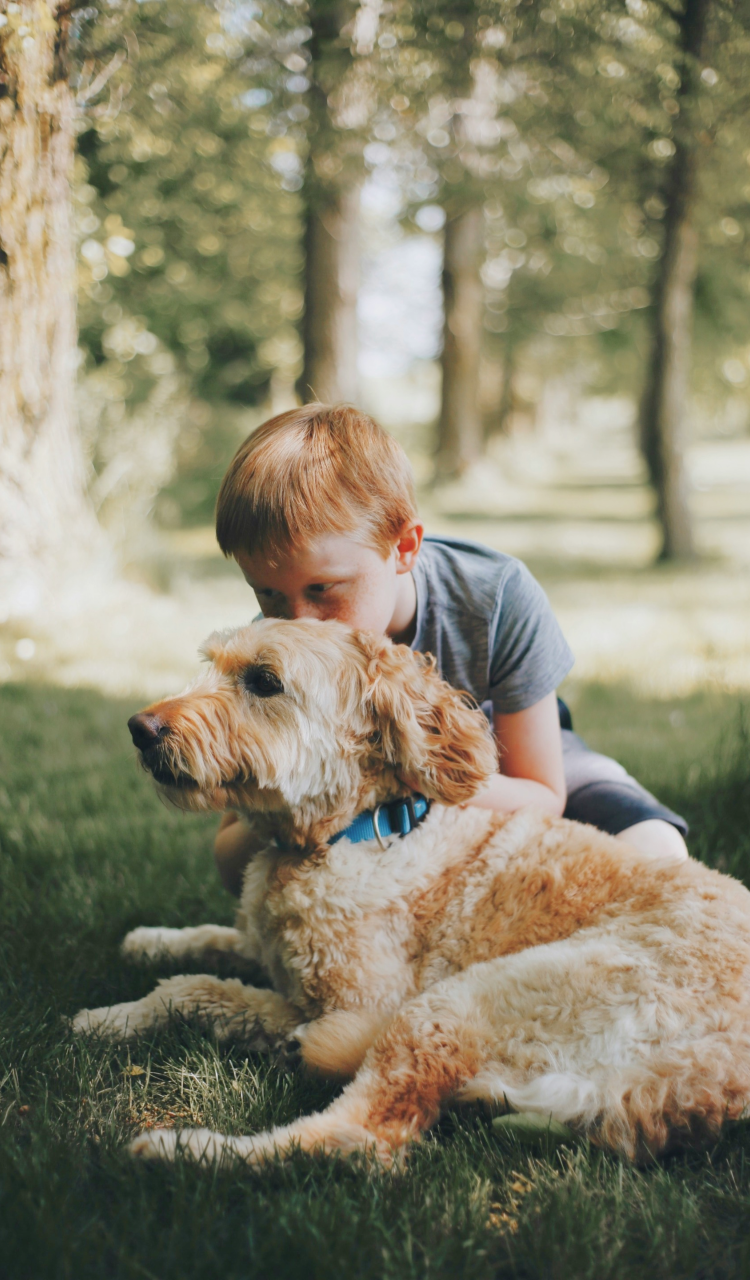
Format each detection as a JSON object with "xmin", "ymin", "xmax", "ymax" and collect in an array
[{"xmin": 73, "ymin": 618, "xmax": 750, "ymax": 1169}]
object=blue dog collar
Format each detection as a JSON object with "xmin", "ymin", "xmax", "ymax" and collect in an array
[{"xmin": 330, "ymin": 795, "xmax": 430, "ymax": 848}]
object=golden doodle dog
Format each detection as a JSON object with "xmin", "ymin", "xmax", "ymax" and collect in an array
[{"xmin": 74, "ymin": 618, "xmax": 750, "ymax": 1167}]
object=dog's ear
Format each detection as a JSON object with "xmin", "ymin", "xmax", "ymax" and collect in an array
[{"xmin": 355, "ymin": 634, "xmax": 498, "ymax": 805}]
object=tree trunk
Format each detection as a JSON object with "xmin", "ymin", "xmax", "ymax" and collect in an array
[
  {"xmin": 437, "ymin": 206, "xmax": 484, "ymax": 477},
  {"xmin": 639, "ymin": 0, "xmax": 710, "ymax": 561},
  {"xmin": 482, "ymin": 341, "xmax": 518, "ymax": 439},
  {"xmin": 0, "ymin": 0, "xmax": 94, "ymax": 606},
  {"xmin": 298, "ymin": 183, "xmax": 360, "ymax": 404}
]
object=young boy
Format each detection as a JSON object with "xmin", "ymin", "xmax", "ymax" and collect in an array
[{"xmin": 213, "ymin": 403, "xmax": 688, "ymax": 895}]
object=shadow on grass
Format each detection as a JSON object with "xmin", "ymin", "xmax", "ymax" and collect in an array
[{"xmin": 3, "ymin": 680, "xmax": 750, "ymax": 1280}]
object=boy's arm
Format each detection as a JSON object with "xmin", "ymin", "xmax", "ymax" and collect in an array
[
  {"xmin": 214, "ymin": 812, "xmax": 266, "ymax": 897},
  {"xmin": 468, "ymin": 691, "xmax": 567, "ymax": 817}
]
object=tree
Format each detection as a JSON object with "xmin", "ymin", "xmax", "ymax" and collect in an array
[
  {"xmin": 387, "ymin": 0, "xmax": 750, "ymax": 560},
  {"xmin": 300, "ymin": 182, "xmax": 360, "ymax": 402},
  {"xmin": 637, "ymin": 0, "xmax": 709, "ymax": 559},
  {"xmin": 464, "ymin": 0, "xmax": 750, "ymax": 559},
  {"xmin": 297, "ymin": 0, "xmax": 373, "ymax": 404},
  {"xmin": 437, "ymin": 206, "xmax": 484, "ymax": 472},
  {"xmin": 0, "ymin": 0, "xmax": 97, "ymax": 602},
  {"xmin": 78, "ymin": 0, "xmax": 379, "ymax": 419},
  {"xmin": 376, "ymin": 2, "xmax": 484, "ymax": 474}
]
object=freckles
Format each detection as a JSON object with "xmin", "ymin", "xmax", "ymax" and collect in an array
[{"xmin": 329, "ymin": 601, "xmax": 359, "ymax": 626}]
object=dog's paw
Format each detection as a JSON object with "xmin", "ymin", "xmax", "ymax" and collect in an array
[
  {"xmin": 122, "ymin": 927, "xmax": 180, "ymax": 963},
  {"xmin": 71, "ymin": 1005, "xmax": 113, "ymax": 1036},
  {"xmin": 129, "ymin": 1128, "xmax": 181, "ymax": 1162},
  {"xmin": 275, "ymin": 1029, "xmax": 303, "ymax": 1070},
  {"xmin": 71, "ymin": 1001, "xmax": 141, "ymax": 1040},
  {"xmin": 129, "ymin": 1127, "xmax": 226, "ymax": 1164}
]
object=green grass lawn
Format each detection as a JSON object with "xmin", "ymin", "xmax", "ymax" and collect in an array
[{"xmin": 2, "ymin": 680, "xmax": 750, "ymax": 1279}]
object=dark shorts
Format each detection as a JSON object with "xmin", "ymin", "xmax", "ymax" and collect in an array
[{"xmin": 560, "ymin": 728, "xmax": 688, "ymax": 837}]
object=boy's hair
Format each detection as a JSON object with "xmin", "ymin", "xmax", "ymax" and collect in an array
[{"xmin": 215, "ymin": 403, "xmax": 418, "ymax": 561}]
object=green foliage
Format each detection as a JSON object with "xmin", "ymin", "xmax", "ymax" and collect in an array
[
  {"xmin": 71, "ymin": 0, "xmax": 312, "ymax": 524},
  {"xmin": 3, "ymin": 680, "xmax": 750, "ymax": 1278},
  {"xmin": 76, "ymin": 0, "xmax": 304, "ymax": 407},
  {"xmin": 378, "ymin": 0, "xmax": 750, "ymax": 409},
  {"xmin": 70, "ymin": 0, "xmax": 303, "ymax": 399},
  {"xmin": 67, "ymin": 0, "xmax": 750, "ymax": 527}
]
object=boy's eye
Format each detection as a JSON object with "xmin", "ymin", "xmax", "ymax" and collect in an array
[
  {"xmin": 308, "ymin": 583, "xmax": 335, "ymax": 594},
  {"xmin": 242, "ymin": 667, "xmax": 284, "ymax": 698}
]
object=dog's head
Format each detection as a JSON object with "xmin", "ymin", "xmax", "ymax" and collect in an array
[{"xmin": 128, "ymin": 619, "xmax": 497, "ymax": 842}]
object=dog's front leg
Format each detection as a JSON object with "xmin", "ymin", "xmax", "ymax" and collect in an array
[
  {"xmin": 72, "ymin": 977, "xmax": 301, "ymax": 1049},
  {"xmin": 130, "ymin": 993, "xmax": 483, "ymax": 1169},
  {"xmin": 121, "ymin": 924, "xmax": 251, "ymax": 965}
]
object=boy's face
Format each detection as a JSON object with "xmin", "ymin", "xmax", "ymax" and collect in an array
[{"xmin": 234, "ymin": 526, "xmax": 423, "ymax": 640}]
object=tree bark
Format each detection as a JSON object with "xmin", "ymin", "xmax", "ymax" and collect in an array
[
  {"xmin": 437, "ymin": 206, "xmax": 484, "ymax": 476},
  {"xmin": 298, "ymin": 183, "xmax": 360, "ymax": 404},
  {"xmin": 0, "ymin": 0, "xmax": 94, "ymax": 604},
  {"xmin": 482, "ymin": 341, "xmax": 519, "ymax": 439},
  {"xmin": 296, "ymin": 0, "xmax": 362, "ymax": 407},
  {"xmin": 639, "ymin": 0, "xmax": 710, "ymax": 561}
]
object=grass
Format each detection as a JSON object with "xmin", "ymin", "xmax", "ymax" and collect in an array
[{"xmin": 2, "ymin": 681, "xmax": 750, "ymax": 1279}]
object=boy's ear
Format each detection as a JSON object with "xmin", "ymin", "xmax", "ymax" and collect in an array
[
  {"xmin": 394, "ymin": 520, "xmax": 424, "ymax": 573},
  {"xmin": 355, "ymin": 634, "xmax": 498, "ymax": 805}
]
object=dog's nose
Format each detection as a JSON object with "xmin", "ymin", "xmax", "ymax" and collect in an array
[{"xmin": 128, "ymin": 713, "xmax": 170, "ymax": 752}]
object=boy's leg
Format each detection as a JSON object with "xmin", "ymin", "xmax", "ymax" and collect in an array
[
  {"xmin": 214, "ymin": 813, "xmax": 258, "ymax": 896},
  {"xmin": 617, "ymin": 819, "xmax": 688, "ymax": 862},
  {"xmin": 562, "ymin": 730, "xmax": 689, "ymax": 863}
]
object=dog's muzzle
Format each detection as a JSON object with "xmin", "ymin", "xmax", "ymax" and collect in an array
[{"xmin": 127, "ymin": 713, "xmax": 197, "ymax": 789}]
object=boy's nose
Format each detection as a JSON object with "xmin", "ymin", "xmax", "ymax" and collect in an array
[{"xmin": 287, "ymin": 601, "xmax": 322, "ymax": 620}]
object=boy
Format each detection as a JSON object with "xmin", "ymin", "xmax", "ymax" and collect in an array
[{"xmin": 213, "ymin": 403, "xmax": 688, "ymax": 896}]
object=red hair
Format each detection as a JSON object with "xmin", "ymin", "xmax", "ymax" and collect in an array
[{"xmin": 215, "ymin": 403, "xmax": 418, "ymax": 561}]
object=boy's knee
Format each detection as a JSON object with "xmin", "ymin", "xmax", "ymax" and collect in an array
[
  {"xmin": 616, "ymin": 819, "xmax": 688, "ymax": 864},
  {"xmin": 214, "ymin": 814, "xmax": 255, "ymax": 897}
]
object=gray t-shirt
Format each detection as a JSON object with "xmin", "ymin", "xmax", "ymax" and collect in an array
[{"xmin": 410, "ymin": 536, "xmax": 574, "ymax": 717}]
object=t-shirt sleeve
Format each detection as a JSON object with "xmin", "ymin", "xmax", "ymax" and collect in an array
[{"xmin": 488, "ymin": 561, "xmax": 574, "ymax": 715}]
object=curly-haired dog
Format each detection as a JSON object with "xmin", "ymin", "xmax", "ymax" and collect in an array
[{"xmin": 74, "ymin": 618, "xmax": 750, "ymax": 1167}]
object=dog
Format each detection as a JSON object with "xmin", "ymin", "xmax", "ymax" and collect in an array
[{"xmin": 73, "ymin": 617, "xmax": 750, "ymax": 1168}]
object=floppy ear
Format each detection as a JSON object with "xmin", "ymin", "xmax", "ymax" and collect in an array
[{"xmin": 355, "ymin": 634, "xmax": 498, "ymax": 805}]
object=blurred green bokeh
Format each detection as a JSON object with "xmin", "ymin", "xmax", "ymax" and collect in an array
[{"xmin": 69, "ymin": 0, "xmax": 750, "ymax": 531}]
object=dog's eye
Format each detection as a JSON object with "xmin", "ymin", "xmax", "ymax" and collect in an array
[{"xmin": 242, "ymin": 667, "xmax": 284, "ymax": 698}]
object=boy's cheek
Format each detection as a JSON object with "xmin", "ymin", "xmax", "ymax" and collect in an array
[{"xmin": 333, "ymin": 592, "xmax": 393, "ymax": 633}]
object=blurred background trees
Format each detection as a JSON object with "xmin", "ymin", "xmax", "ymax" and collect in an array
[
  {"xmin": 74, "ymin": 0, "xmax": 305, "ymax": 529},
  {"xmin": 3, "ymin": 0, "xmax": 750, "ymax": 581}
]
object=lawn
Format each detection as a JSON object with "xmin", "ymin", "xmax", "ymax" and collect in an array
[{"xmin": 2, "ymin": 679, "xmax": 750, "ymax": 1279}]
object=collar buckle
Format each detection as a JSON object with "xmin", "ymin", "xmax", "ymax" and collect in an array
[{"xmin": 371, "ymin": 804, "xmax": 390, "ymax": 850}]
